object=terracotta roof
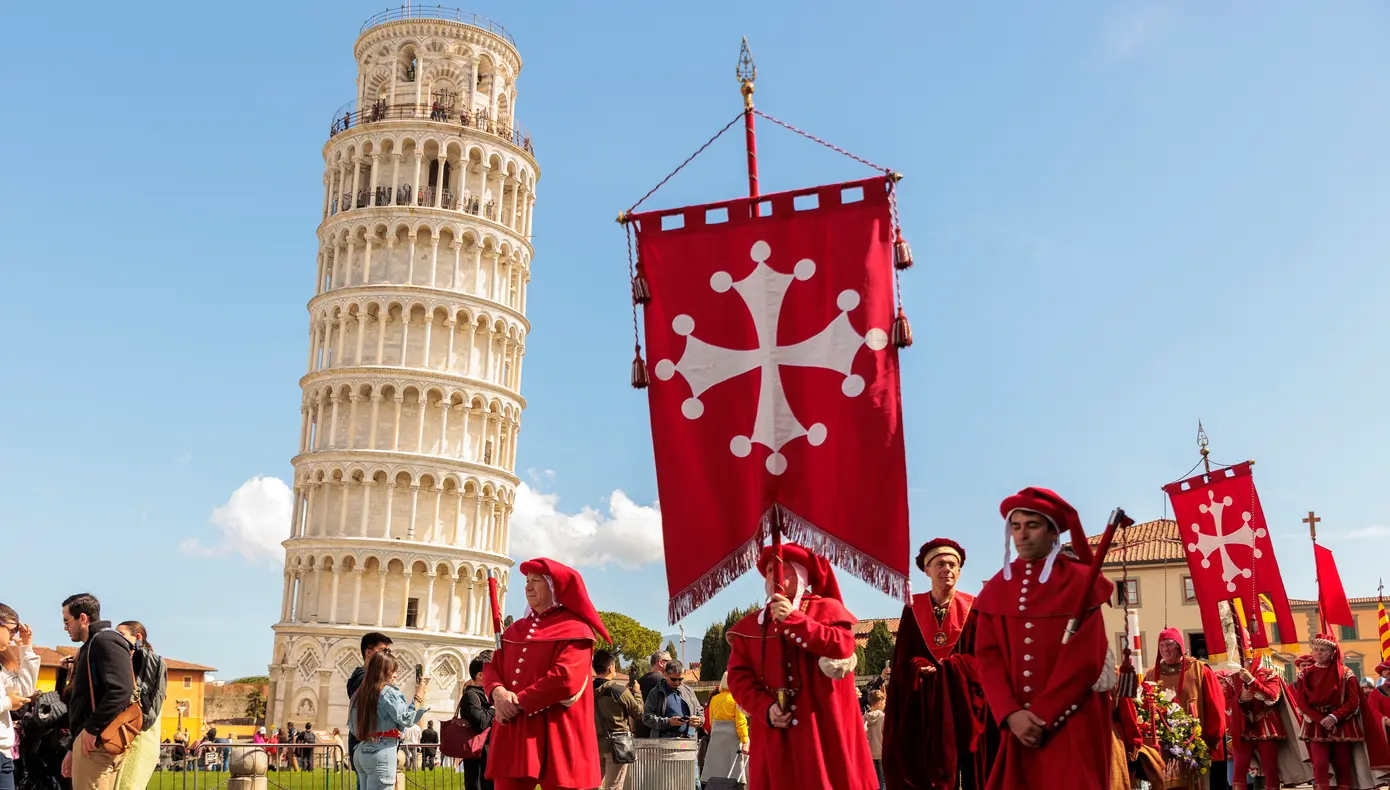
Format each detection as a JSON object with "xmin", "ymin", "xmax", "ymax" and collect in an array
[
  {"xmin": 33, "ymin": 645, "xmax": 215, "ymax": 673},
  {"xmin": 853, "ymin": 618, "xmax": 901, "ymax": 647},
  {"xmin": 1080, "ymin": 519, "xmax": 1186, "ymax": 565}
]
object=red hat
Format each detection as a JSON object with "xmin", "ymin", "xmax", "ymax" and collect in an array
[
  {"xmin": 1158, "ymin": 627, "xmax": 1185, "ymax": 655},
  {"xmin": 1294, "ymin": 653, "xmax": 1315, "ymax": 669},
  {"xmin": 916, "ymin": 538, "xmax": 966, "ymax": 572},
  {"xmin": 758, "ymin": 543, "xmax": 843, "ymax": 602},
  {"xmin": 518, "ymin": 557, "xmax": 611, "ymax": 643},
  {"xmin": 1375, "ymin": 661, "xmax": 1390, "ymax": 676},
  {"xmin": 999, "ymin": 487, "xmax": 1093, "ymax": 582}
]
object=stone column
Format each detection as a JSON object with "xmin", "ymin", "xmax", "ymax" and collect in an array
[
  {"xmin": 337, "ymin": 480, "xmax": 351, "ymax": 536},
  {"xmin": 462, "ymin": 323, "xmax": 477, "ymax": 375},
  {"xmin": 327, "ymin": 567, "xmax": 341, "ymax": 623},
  {"xmin": 423, "ymin": 572, "xmax": 437, "ymax": 631},
  {"xmin": 368, "ymin": 153, "xmax": 382, "ymax": 207},
  {"xmin": 390, "ymin": 153, "xmax": 402, "ymax": 203},
  {"xmin": 444, "ymin": 577, "xmax": 458, "ymax": 632},
  {"xmin": 346, "ymin": 394, "xmax": 361, "ymax": 447},
  {"xmin": 471, "ymin": 490, "xmax": 483, "ymax": 544},
  {"xmin": 362, "ymin": 235, "xmax": 374, "ymax": 284},
  {"xmin": 406, "ymin": 232, "xmax": 418, "ymax": 284},
  {"xmin": 280, "ymin": 572, "xmax": 294, "ymax": 621},
  {"xmin": 406, "ymin": 484, "xmax": 420, "ymax": 539},
  {"xmin": 443, "ymin": 320, "xmax": 457, "ymax": 371},
  {"xmin": 326, "ymin": 394, "xmax": 341, "ymax": 448},
  {"xmin": 458, "ymin": 408, "xmax": 472, "ymax": 459},
  {"xmin": 354, "ymin": 315, "xmax": 367, "ymax": 363},
  {"xmin": 472, "ymin": 244, "xmax": 484, "ymax": 296},
  {"xmin": 344, "ymin": 238, "xmax": 357, "ymax": 287},
  {"xmin": 375, "ymin": 570, "xmax": 388, "ymax": 626},
  {"xmin": 421, "ymin": 315, "xmax": 434, "ymax": 369},
  {"xmin": 428, "ymin": 486, "xmax": 443, "ymax": 542},
  {"xmin": 399, "ymin": 314, "xmax": 411, "ymax": 366},
  {"xmin": 411, "ymin": 152, "xmax": 424, "ymax": 207},
  {"xmin": 367, "ymin": 394, "xmax": 382, "ymax": 449},
  {"xmin": 351, "ymin": 568, "xmax": 364, "ymax": 625},
  {"xmin": 452, "ymin": 489, "xmax": 466, "ymax": 546},
  {"xmin": 358, "ymin": 481, "xmax": 373, "ymax": 537},
  {"xmin": 335, "ymin": 314, "xmax": 348, "ymax": 365},
  {"xmin": 415, "ymin": 396, "xmax": 428, "ymax": 451},
  {"xmin": 437, "ymin": 401, "xmax": 451, "ymax": 455},
  {"xmin": 399, "ymin": 571, "xmax": 413, "ymax": 627},
  {"xmin": 451, "ymin": 241, "xmax": 462, "ymax": 289},
  {"xmin": 433, "ymin": 157, "xmax": 446, "ymax": 208},
  {"xmin": 375, "ymin": 313, "xmax": 388, "ymax": 364},
  {"xmin": 428, "ymin": 237, "xmax": 440, "ymax": 286},
  {"xmin": 349, "ymin": 158, "xmax": 362, "ymax": 212},
  {"xmin": 383, "ymin": 482, "xmax": 396, "ymax": 538}
]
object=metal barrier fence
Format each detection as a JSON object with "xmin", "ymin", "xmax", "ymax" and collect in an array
[{"xmin": 149, "ymin": 744, "xmax": 468, "ymax": 790}]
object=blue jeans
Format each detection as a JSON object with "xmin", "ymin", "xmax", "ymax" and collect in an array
[
  {"xmin": 353, "ymin": 742, "xmax": 399, "ymax": 790},
  {"xmin": 0, "ymin": 754, "xmax": 14, "ymax": 790}
]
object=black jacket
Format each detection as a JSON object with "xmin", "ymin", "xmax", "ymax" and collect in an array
[
  {"xmin": 67, "ymin": 622, "xmax": 135, "ymax": 737},
  {"xmin": 419, "ymin": 727, "xmax": 439, "ymax": 746},
  {"xmin": 634, "ymin": 670, "xmax": 665, "ymax": 737},
  {"xmin": 346, "ymin": 666, "xmax": 365, "ymax": 756}
]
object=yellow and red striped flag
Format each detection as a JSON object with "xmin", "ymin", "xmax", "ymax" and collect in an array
[{"xmin": 1378, "ymin": 600, "xmax": 1390, "ymax": 662}]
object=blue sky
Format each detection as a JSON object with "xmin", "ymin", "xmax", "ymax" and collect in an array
[{"xmin": 3, "ymin": 2, "xmax": 1389, "ymax": 678}]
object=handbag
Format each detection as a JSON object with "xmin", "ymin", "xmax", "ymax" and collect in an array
[
  {"xmin": 440, "ymin": 689, "xmax": 489, "ymax": 761},
  {"xmin": 608, "ymin": 730, "xmax": 636, "ymax": 764},
  {"xmin": 86, "ymin": 637, "xmax": 143, "ymax": 756}
]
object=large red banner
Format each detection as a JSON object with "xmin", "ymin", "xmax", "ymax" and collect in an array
[
  {"xmin": 632, "ymin": 176, "xmax": 909, "ymax": 621},
  {"xmin": 1163, "ymin": 462, "xmax": 1301, "ymax": 659}
]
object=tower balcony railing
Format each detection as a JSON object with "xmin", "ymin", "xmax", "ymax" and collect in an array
[
  {"xmin": 360, "ymin": 5, "xmax": 516, "ymax": 48},
  {"xmin": 330, "ymin": 100, "xmax": 535, "ymax": 155},
  {"xmin": 328, "ymin": 183, "xmax": 503, "ymax": 221}
]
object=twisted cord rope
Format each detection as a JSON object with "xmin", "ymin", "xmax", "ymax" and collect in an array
[
  {"xmin": 626, "ymin": 222, "xmax": 640, "ymax": 351},
  {"xmin": 623, "ymin": 111, "xmax": 745, "ymax": 218},
  {"xmin": 753, "ymin": 109, "xmax": 893, "ymax": 175}
]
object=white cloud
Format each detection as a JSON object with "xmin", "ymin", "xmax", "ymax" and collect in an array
[
  {"xmin": 1102, "ymin": 6, "xmax": 1169, "ymax": 59},
  {"xmin": 1343, "ymin": 525, "xmax": 1389, "ymax": 540},
  {"xmin": 182, "ymin": 475, "xmax": 292, "ymax": 563},
  {"xmin": 510, "ymin": 482, "xmax": 664, "ymax": 569}
]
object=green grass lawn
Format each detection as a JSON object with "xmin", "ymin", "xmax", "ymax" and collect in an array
[{"xmin": 146, "ymin": 768, "xmax": 467, "ymax": 790}]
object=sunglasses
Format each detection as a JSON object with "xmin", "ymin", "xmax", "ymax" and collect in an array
[{"xmin": 0, "ymin": 623, "xmax": 18, "ymax": 635}]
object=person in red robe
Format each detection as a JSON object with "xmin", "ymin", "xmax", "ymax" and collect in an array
[
  {"xmin": 974, "ymin": 487, "xmax": 1115, "ymax": 790},
  {"xmin": 884, "ymin": 537, "xmax": 997, "ymax": 790},
  {"xmin": 726, "ymin": 543, "xmax": 876, "ymax": 790},
  {"xmin": 1225, "ymin": 658, "xmax": 1305, "ymax": 790},
  {"xmin": 1146, "ymin": 627, "xmax": 1226, "ymax": 788},
  {"xmin": 1368, "ymin": 662, "xmax": 1390, "ymax": 740},
  {"xmin": 481, "ymin": 557, "xmax": 609, "ymax": 790},
  {"xmin": 1293, "ymin": 632, "xmax": 1368, "ymax": 790}
]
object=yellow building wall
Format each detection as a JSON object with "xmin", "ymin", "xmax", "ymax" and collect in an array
[
  {"xmin": 36, "ymin": 666, "xmax": 58, "ymax": 693},
  {"xmin": 160, "ymin": 669, "xmax": 208, "ymax": 741}
]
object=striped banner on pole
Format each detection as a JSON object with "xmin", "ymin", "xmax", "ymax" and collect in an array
[{"xmin": 1378, "ymin": 600, "xmax": 1390, "ymax": 663}]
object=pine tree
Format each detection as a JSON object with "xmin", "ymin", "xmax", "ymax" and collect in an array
[
  {"xmin": 863, "ymin": 620, "xmax": 896, "ymax": 676},
  {"xmin": 699, "ymin": 623, "xmax": 724, "ymax": 680}
]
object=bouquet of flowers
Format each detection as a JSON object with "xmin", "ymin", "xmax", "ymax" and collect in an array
[{"xmin": 1135, "ymin": 681, "xmax": 1211, "ymax": 777}]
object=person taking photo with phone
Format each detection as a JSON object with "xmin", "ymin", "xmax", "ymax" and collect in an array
[
  {"xmin": 641, "ymin": 660, "xmax": 703, "ymax": 739},
  {"xmin": 349, "ymin": 649, "xmax": 428, "ymax": 790}
]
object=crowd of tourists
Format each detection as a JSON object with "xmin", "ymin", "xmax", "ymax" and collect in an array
[{"xmin": 1, "ymin": 594, "xmax": 167, "ymax": 790}]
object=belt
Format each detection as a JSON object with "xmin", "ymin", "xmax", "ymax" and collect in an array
[{"xmin": 370, "ymin": 730, "xmax": 402, "ymax": 739}]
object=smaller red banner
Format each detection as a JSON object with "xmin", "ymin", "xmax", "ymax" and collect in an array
[{"xmin": 1314, "ymin": 544, "xmax": 1355, "ymax": 629}]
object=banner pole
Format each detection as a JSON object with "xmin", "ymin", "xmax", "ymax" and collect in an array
[
  {"xmin": 1304, "ymin": 510, "xmax": 1325, "ymax": 634},
  {"xmin": 737, "ymin": 38, "xmax": 759, "ymax": 199}
]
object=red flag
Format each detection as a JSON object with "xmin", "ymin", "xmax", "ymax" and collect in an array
[
  {"xmin": 1163, "ymin": 462, "xmax": 1300, "ymax": 659},
  {"xmin": 633, "ymin": 176, "xmax": 909, "ymax": 621},
  {"xmin": 1314, "ymin": 544, "xmax": 1355, "ymax": 628}
]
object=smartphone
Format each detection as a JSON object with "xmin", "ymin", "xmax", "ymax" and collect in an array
[{"xmin": 414, "ymin": 663, "xmax": 424, "ymax": 683}]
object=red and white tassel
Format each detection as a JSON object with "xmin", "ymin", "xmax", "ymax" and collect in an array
[
  {"xmin": 631, "ymin": 273, "xmax": 651, "ymax": 305},
  {"xmin": 893, "ymin": 230, "xmax": 913, "ymax": 270},
  {"xmin": 631, "ymin": 348, "xmax": 649, "ymax": 389},
  {"xmin": 892, "ymin": 308, "xmax": 913, "ymax": 348}
]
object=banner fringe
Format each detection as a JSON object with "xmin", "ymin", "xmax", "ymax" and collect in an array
[{"xmin": 667, "ymin": 503, "xmax": 910, "ymax": 624}]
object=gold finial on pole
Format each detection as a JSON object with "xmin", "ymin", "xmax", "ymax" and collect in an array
[
  {"xmin": 736, "ymin": 36, "xmax": 757, "ymax": 109},
  {"xmin": 1197, "ymin": 419, "xmax": 1211, "ymax": 475}
]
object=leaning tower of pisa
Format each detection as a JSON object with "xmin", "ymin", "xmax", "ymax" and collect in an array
[{"xmin": 267, "ymin": 6, "xmax": 537, "ymax": 728}]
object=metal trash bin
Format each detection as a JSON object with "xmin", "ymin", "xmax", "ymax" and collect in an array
[{"xmin": 632, "ymin": 738, "xmax": 699, "ymax": 790}]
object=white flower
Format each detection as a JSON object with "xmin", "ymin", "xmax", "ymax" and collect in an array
[{"xmin": 1159, "ymin": 688, "xmax": 1178, "ymax": 704}]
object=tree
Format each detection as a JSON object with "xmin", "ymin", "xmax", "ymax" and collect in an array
[
  {"xmin": 596, "ymin": 611, "xmax": 662, "ymax": 667},
  {"xmin": 864, "ymin": 620, "xmax": 896, "ymax": 676},
  {"xmin": 854, "ymin": 643, "xmax": 868, "ymax": 677},
  {"xmin": 698, "ymin": 623, "xmax": 725, "ymax": 681},
  {"xmin": 229, "ymin": 676, "xmax": 269, "ymax": 685},
  {"xmin": 665, "ymin": 640, "xmax": 679, "ymax": 664},
  {"xmin": 244, "ymin": 689, "xmax": 267, "ymax": 723}
]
